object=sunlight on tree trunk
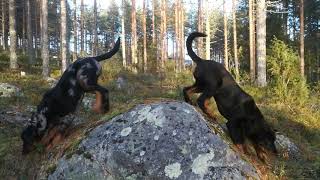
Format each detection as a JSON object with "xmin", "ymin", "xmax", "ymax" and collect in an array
[
  {"xmin": 41, "ymin": 0, "xmax": 49, "ymax": 77},
  {"xmin": 143, "ymin": 0, "xmax": 147, "ymax": 73},
  {"xmin": 223, "ymin": 0, "xmax": 229, "ymax": 71},
  {"xmin": 80, "ymin": 0, "xmax": 84, "ymax": 55},
  {"xmin": 197, "ymin": 0, "xmax": 203, "ymax": 57},
  {"xmin": 121, "ymin": 0, "xmax": 126, "ymax": 68},
  {"xmin": 9, "ymin": 0, "xmax": 17, "ymax": 69},
  {"xmin": 93, "ymin": 0, "xmax": 97, "ymax": 56},
  {"xmin": 26, "ymin": 0, "xmax": 34, "ymax": 64},
  {"xmin": 131, "ymin": 0, "xmax": 138, "ymax": 73},
  {"xmin": 300, "ymin": 0, "xmax": 305, "ymax": 77},
  {"xmin": 2, "ymin": 0, "xmax": 8, "ymax": 50},
  {"xmin": 61, "ymin": 0, "xmax": 68, "ymax": 72},
  {"xmin": 73, "ymin": 0, "xmax": 77, "ymax": 62},
  {"xmin": 205, "ymin": 0, "xmax": 210, "ymax": 60},
  {"xmin": 249, "ymin": 0, "xmax": 255, "ymax": 83},
  {"xmin": 232, "ymin": 0, "xmax": 239, "ymax": 82},
  {"xmin": 256, "ymin": 0, "xmax": 267, "ymax": 87}
]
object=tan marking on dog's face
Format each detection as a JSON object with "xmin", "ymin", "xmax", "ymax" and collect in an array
[{"xmin": 92, "ymin": 91, "xmax": 103, "ymax": 113}]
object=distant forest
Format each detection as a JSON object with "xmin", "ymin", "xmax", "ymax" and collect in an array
[{"xmin": 0, "ymin": 0, "xmax": 319, "ymax": 86}]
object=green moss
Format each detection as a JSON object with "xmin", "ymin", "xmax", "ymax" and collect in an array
[{"xmin": 46, "ymin": 164, "xmax": 57, "ymax": 175}]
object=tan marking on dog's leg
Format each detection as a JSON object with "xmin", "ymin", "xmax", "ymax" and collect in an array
[
  {"xmin": 186, "ymin": 87, "xmax": 197, "ymax": 104},
  {"xmin": 41, "ymin": 127, "xmax": 59, "ymax": 146},
  {"xmin": 92, "ymin": 91, "xmax": 103, "ymax": 113},
  {"xmin": 236, "ymin": 144, "xmax": 249, "ymax": 155},
  {"xmin": 253, "ymin": 144, "xmax": 269, "ymax": 163},
  {"xmin": 204, "ymin": 99, "xmax": 216, "ymax": 120},
  {"xmin": 46, "ymin": 132, "xmax": 63, "ymax": 152}
]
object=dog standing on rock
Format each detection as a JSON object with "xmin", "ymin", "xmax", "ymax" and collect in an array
[
  {"xmin": 183, "ymin": 32, "xmax": 277, "ymax": 161},
  {"xmin": 21, "ymin": 38, "xmax": 120, "ymax": 154}
]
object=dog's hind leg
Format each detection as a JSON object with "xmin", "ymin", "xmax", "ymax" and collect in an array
[
  {"xmin": 226, "ymin": 120, "xmax": 248, "ymax": 154},
  {"xmin": 197, "ymin": 93, "xmax": 216, "ymax": 119},
  {"xmin": 183, "ymin": 84, "xmax": 201, "ymax": 105}
]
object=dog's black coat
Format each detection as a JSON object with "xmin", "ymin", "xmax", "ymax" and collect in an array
[
  {"xmin": 183, "ymin": 32, "xmax": 277, "ymax": 159},
  {"xmin": 21, "ymin": 38, "xmax": 120, "ymax": 154}
]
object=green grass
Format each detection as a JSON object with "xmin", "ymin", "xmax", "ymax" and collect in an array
[{"xmin": 0, "ymin": 57, "xmax": 319, "ymax": 179}]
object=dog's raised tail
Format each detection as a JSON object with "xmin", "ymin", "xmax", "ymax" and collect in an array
[
  {"xmin": 186, "ymin": 32, "xmax": 207, "ymax": 63},
  {"xmin": 95, "ymin": 37, "xmax": 121, "ymax": 62}
]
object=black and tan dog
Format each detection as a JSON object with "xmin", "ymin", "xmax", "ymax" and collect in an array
[
  {"xmin": 183, "ymin": 32, "xmax": 277, "ymax": 161},
  {"xmin": 21, "ymin": 38, "xmax": 120, "ymax": 154}
]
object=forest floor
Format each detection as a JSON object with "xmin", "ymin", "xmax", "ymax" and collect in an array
[{"xmin": 0, "ymin": 57, "xmax": 319, "ymax": 179}]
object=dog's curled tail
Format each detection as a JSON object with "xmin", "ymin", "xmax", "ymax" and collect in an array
[
  {"xmin": 95, "ymin": 37, "xmax": 121, "ymax": 62},
  {"xmin": 186, "ymin": 32, "xmax": 207, "ymax": 64}
]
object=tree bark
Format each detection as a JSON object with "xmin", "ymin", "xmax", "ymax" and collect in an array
[
  {"xmin": 143, "ymin": 0, "xmax": 147, "ymax": 72},
  {"xmin": 61, "ymin": 0, "xmax": 68, "ymax": 72},
  {"xmin": 232, "ymin": 0, "xmax": 239, "ymax": 81},
  {"xmin": 300, "ymin": 0, "xmax": 305, "ymax": 76},
  {"xmin": 41, "ymin": 0, "xmax": 49, "ymax": 77},
  {"xmin": 9, "ymin": 0, "xmax": 17, "ymax": 69},
  {"xmin": 180, "ymin": 2, "xmax": 185, "ymax": 71},
  {"xmin": 80, "ymin": 0, "xmax": 84, "ymax": 54},
  {"xmin": 175, "ymin": 0, "xmax": 179, "ymax": 72},
  {"xmin": 93, "ymin": 0, "xmax": 97, "ymax": 56},
  {"xmin": 160, "ymin": 0, "xmax": 167, "ymax": 68},
  {"xmin": 2, "ymin": 0, "xmax": 8, "ymax": 50},
  {"xmin": 73, "ymin": 0, "xmax": 77, "ymax": 61},
  {"xmin": 152, "ymin": 0, "xmax": 156, "ymax": 44},
  {"xmin": 205, "ymin": 0, "xmax": 210, "ymax": 60},
  {"xmin": 26, "ymin": 0, "xmax": 34, "ymax": 64},
  {"xmin": 131, "ymin": 0, "xmax": 138, "ymax": 72},
  {"xmin": 256, "ymin": 0, "xmax": 267, "ymax": 87},
  {"xmin": 249, "ymin": 0, "xmax": 255, "ymax": 82},
  {"xmin": 121, "ymin": 0, "xmax": 126, "ymax": 68},
  {"xmin": 223, "ymin": 0, "xmax": 229, "ymax": 71},
  {"xmin": 197, "ymin": 0, "xmax": 203, "ymax": 57}
]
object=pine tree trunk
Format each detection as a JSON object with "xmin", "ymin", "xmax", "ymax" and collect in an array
[
  {"xmin": 93, "ymin": 0, "xmax": 97, "ymax": 56},
  {"xmin": 2, "ymin": 0, "xmax": 8, "ymax": 51},
  {"xmin": 22, "ymin": 5, "xmax": 26, "ymax": 54},
  {"xmin": 223, "ymin": 0, "xmax": 229, "ymax": 71},
  {"xmin": 175, "ymin": 1, "xmax": 179, "ymax": 72},
  {"xmin": 205, "ymin": 0, "xmax": 210, "ymax": 60},
  {"xmin": 80, "ymin": 0, "xmax": 84, "ymax": 54},
  {"xmin": 121, "ymin": 0, "xmax": 126, "ymax": 68},
  {"xmin": 256, "ymin": 0, "xmax": 267, "ymax": 87},
  {"xmin": 143, "ymin": 0, "xmax": 147, "ymax": 72},
  {"xmin": 232, "ymin": 0, "xmax": 239, "ymax": 81},
  {"xmin": 300, "ymin": 0, "xmax": 305, "ymax": 76},
  {"xmin": 180, "ymin": 2, "xmax": 185, "ymax": 71},
  {"xmin": 152, "ymin": 0, "xmax": 156, "ymax": 44},
  {"xmin": 249, "ymin": 0, "xmax": 255, "ymax": 82},
  {"xmin": 160, "ymin": 0, "xmax": 167, "ymax": 68},
  {"xmin": 73, "ymin": 0, "xmax": 77, "ymax": 61},
  {"xmin": 9, "ymin": 0, "xmax": 17, "ymax": 69},
  {"xmin": 61, "ymin": 0, "xmax": 68, "ymax": 72},
  {"xmin": 26, "ymin": 0, "xmax": 34, "ymax": 64},
  {"xmin": 131, "ymin": 0, "xmax": 138, "ymax": 72},
  {"xmin": 41, "ymin": 0, "xmax": 49, "ymax": 77},
  {"xmin": 197, "ymin": 0, "xmax": 203, "ymax": 57}
]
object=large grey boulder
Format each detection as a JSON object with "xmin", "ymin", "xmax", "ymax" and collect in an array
[{"xmin": 48, "ymin": 101, "xmax": 259, "ymax": 180}]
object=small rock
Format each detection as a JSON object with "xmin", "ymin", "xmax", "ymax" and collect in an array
[
  {"xmin": 0, "ymin": 83, "xmax": 22, "ymax": 97},
  {"xmin": 46, "ymin": 77, "xmax": 58, "ymax": 88},
  {"xmin": 82, "ymin": 95, "xmax": 95, "ymax": 110},
  {"xmin": 275, "ymin": 133, "xmax": 301, "ymax": 159},
  {"xmin": 116, "ymin": 76, "xmax": 127, "ymax": 90}
]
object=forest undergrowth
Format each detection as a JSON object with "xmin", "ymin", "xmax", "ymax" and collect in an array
[{"xmin": 0, "ymin": 54, "xmax": 319, "ymax": 179}]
